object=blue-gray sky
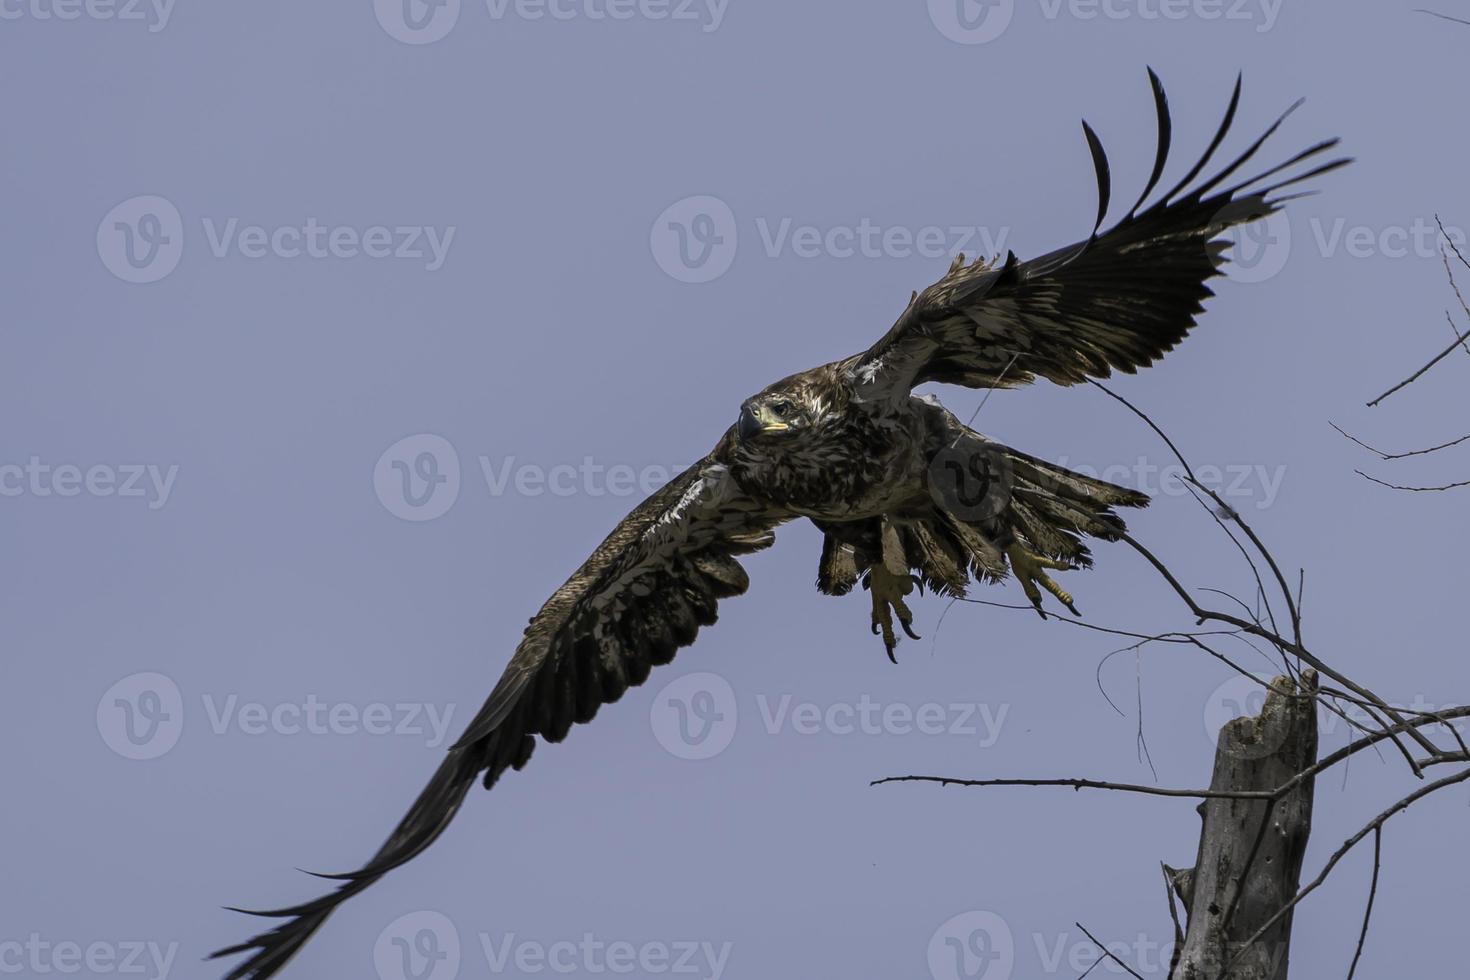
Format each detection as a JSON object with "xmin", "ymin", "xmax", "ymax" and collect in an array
[{"xmin": 4, "ymin": 2, "xmax": 1469, "ymax": 978}]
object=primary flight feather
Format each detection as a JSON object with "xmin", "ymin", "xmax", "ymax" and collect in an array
[{"xmin": 213, "ymin": 71, "xmax": 1347, "ymax": 979}]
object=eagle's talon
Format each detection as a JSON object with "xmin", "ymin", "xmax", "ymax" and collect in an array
[
  {"xmin": 867, "ymin": 565, "xmax": 918, "ymax": 661},
  {"xmin": 1007, "ymin": 544, "xmax": 1080, "ymax": 618}
]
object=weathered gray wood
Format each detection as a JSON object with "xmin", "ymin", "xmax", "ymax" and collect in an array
[{"xmin": 1170, "ymin": 671, "xmax": 1319, "ymax": 980}]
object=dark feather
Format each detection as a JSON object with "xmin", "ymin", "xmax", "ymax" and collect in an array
[
  {"xmin": 212, "ymin": 460, "xmax": 785, "ymax": 979},
  {"xmin": 853, "ymin": 70, "xmax": 1349, "ymax": 398}
]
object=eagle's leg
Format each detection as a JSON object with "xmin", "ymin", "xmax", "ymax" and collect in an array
[
  {"xmin": 1006, "ymin": 543, "xmax": 1080, "ymax": 618},
  {"xmin": 864, "ymin": 521, "xmax": 920, "ymax": 662}
]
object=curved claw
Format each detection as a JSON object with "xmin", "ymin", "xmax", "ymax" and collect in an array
[
  {"xmin": 867, "ymin": 565, "xmax": 920, "ymax": 661},
  {"xmin": 1007, "ymin": 544, "xmax": 1081, "ymax": 619}
]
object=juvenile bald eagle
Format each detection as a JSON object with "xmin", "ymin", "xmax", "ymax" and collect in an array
[{"xmin": 214, "ymin": 72, "xmax": 1346, "ymax": 979}]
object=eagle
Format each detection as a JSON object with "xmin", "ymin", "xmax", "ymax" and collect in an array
[{"xmin": 213, "ymin": 72, "xmax": 1346, "ymax": 979}]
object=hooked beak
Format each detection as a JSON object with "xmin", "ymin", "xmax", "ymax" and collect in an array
[{"xmin": 738, "ymin": 404, "xmax": 788, "ymax": 440}]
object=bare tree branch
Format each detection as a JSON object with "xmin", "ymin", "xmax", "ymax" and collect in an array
[{"xmin": 1344, "ymin": 827, "xmax": 1382, "ymax": 980}]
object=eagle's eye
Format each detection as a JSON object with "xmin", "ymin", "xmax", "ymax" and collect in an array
[{"xmin": 769, "ymin": 399, "xmax": 794, "ymax": 419}]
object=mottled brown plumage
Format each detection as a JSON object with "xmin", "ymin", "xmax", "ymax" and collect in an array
[{"xmin": 214, "ymin": 72, "xmax": 1347, "ymax": 980}]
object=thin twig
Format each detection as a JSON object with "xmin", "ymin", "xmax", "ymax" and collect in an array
[
  {"xmin": 1416, "ymin": 9, "xmax": 1470, "ymax": 26},
  {"xmin": 1075, "ymin": 923, "xmax": 1146, "ymax": 980},
  {"xmin": 1345, "ymin": 827, "xmax": 1382, "ymax": 980},
  {"xmin": 1366, "ymin": 315, "xmax": 1470, "ymax": 407},
  {"xmin": 1355, "ymin": 470, "xmax": 1470, "ymax": 493},
  {"xmin": 1329, "ymin": 420, "xmax": 1470, "ymax": 461}
]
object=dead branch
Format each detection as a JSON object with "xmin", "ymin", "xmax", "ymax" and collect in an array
[
  {"xmin": 1172, "ymin": 672, "xmax": 1318, "ymax": 980},
  {"xmin": 877, "ymin": 385, "xmax": 1470, "ymax": 978}
]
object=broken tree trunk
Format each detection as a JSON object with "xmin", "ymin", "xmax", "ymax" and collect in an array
[{"xmin": 1168, "ymin": 670, "xmax": 1319, "ymax": 980}]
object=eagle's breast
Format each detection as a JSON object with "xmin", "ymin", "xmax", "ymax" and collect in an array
[{"xmin": 725, "ymin": 401, "xmax": 923, "ymax": 521}]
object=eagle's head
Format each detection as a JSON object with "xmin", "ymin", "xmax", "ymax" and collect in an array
[
  {"xmin": 725, "ymin": 365, "xmax": 897, "ymax": 516},
  {"xmin": 735, "ymin": 376, "xmax": 834, "ymax": 443}
]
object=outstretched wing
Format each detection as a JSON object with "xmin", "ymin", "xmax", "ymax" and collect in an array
[
  {"xmin": 212, "ymin": 447, "xmax": 786, "ymax": 980},
  {"xmin": 852, "ymin": 71, "xmax": 1349, "ymax": 401}
]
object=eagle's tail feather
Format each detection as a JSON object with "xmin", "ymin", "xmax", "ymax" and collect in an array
[
  {"xmin": 1004, "ymin": 448, "xmax": 1151, "ymax": 512},
  {"xmin": 209, "ymin": 745, "xmax": 485, "ymax": 980},
  {"xmin": 1001, "ymin": 448, "xmax": 1148, "ymax": 565}
]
